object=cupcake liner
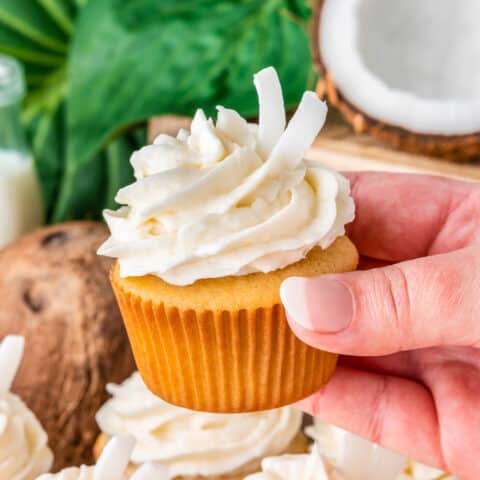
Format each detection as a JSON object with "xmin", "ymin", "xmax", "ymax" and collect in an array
[{"xmin": 111, "ymin": 270, "xmax": 337, "ymax": 413}]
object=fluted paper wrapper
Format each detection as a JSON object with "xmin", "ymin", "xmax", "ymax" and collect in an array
[{"xmin": 111, "ymin": 274, "xmax": 337, "ymax": 413}]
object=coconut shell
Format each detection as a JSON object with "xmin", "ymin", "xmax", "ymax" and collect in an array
[
  {"xmin": 312, "ymin": 0, "xmax": 480, "ymax": 163},
  {"xmin": 0, "ymin": 222, "xmax": 135, "ymax": 471}
]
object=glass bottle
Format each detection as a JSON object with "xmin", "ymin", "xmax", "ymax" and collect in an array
[{"xmin": 0, "ymin": 54, "xmax": 43, "ymax": 247}]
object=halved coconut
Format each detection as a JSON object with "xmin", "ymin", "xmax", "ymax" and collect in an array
[{"xmin": 313, "ymin": 0, "xmax": 480, "ymax": 161}]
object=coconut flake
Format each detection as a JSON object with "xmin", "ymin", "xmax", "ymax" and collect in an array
[
  {"xmin": 370, "ymin": 446, "xmax": 406, "ymax": 480},
  {"xmin": 305, "ymin": 444, "xmax": 322, "ymax": 478},
  {"xmin": 267, "ymin": 91, "xmax": 327, "ymax": 177},
  {"xmin": 0, "ymin": 335, "xmax": 25, "ymax": 394},
  {"xmin": 130, "ymin": 462, "xmax": 170, "ymax": 480},
  {"xmin": 336, "ymin": 430, "xmax": 405, "ymax": 480},
  {"xmin": 216, "ymin": 106, "xmax": 254, "ymax": 148},
  {"xmin": 254, "ymin": 66, "xmax": 286, "ymax": 158},
  {"xmin": 93, "ymin": 435, "xmax": 135, "ymax": 480}
]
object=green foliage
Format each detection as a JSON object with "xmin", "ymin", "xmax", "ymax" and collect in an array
[{"xmin": 0, "ymin": 0, "xmax": 314, "ymax": 222}]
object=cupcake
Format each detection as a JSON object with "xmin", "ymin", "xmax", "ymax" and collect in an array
[
  {"xmin": 306, "ymin": 420, "xmax": 455, "ymax": 480},
  {"xmin": 36, "ymin": 435, "xmax": 168, "ymax": 480},
  {"xmin": 0, "ymin": 336, "xmax": 53, "ymax": 480},
  {"xmin": 93, "ymin": 372, "xmax": 309, "ymax": 479},
  {"xmin": 243, "ymin": 447, "xmax": 340, "ymax": 480},
  {"xmin": 99, "ymin": 66, "xmax": 358, "ymax": 412}
]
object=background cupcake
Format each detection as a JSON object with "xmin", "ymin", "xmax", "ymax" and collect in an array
[
  {"xmin": 0, "ymin": 336, "xmax": 53, "ymax": 480},
  {"xmin": 93, "ymin": 372, "xmax": 308, "ymax": 479},
  {"xmin": 306, "ymin": 420, "xmax": 455, "ymax": 480},
  {"xmin": 243, "ymin": 447, "xmax": 340, "ymax": 480},
  {"xmin": 37, "ymin": 435, "xmax": 168, "ymax": 480},
  {"xmin": 100, "ymin": 67, "xmax": 357, "ymax": 412}
]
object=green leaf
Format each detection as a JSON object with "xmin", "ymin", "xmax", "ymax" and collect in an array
[
  {"xmin": 35, "ymin": 0, "xmax": 75, "ymax": 35},
  {"xmin": 52, "ymin": 131, "xmax": 145, "ymax": 221},
  {"xmin": 54, "ymin": 0, "xmax": 313, "ymax": 221},
  {"xmin": 0, "ymin": 26, "xmax": 65, "ymax": 66},
  {"xmin": 26, "ymin": 103, "xmax": 65, "ymax": 218},
  {"xmin": 104, "ymin": 134, "xmax": 135, "ymax": 210},
  {"xmin": 0, "ymin": 0, "xmax": 68, "ymax": 53}
]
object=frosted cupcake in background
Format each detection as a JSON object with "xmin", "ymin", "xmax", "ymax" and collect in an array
[
  {"xmin": 0, "ymin": 336, "xmax": 53, "ymax": 480},
  {"xmin": 306, "ymin": 420, "xmax": 456, "ymax": 480},
  {"xmin": 244, "ymin": 446, "xmax": 341, "ymax": 480},
  {"xmin": 93, "ymin": 372, "xmax": 308, "ymax": 479},
  {"xmin": 99, "ymin": 66, "xmax": 358, "ymax": 413},
  {"xmin": 36, "ymin": 435, "xmax": 168, "ymax": 480}
]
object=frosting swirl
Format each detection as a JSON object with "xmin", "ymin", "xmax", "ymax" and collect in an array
[
  {"xmin": 36, "ymin": 466, "xmax": 94, "ymax": 480},
  {"xmin": 98, "ymin": 67, "xmax": 354, "ymax": 285},
  {"xmin": 95, "ymin": 372, "xmax": 302, "ymax": 478},
  {"xmin": 37, "ymin": 436, "xmax": 169, "ymax": 480},
  {"xmin": 0, "ymin": 392, "xmax": 53, "ymax": 480},
  {"xmin": 244, "ymin": 451, "xmax": 338, "ymax": 480}
]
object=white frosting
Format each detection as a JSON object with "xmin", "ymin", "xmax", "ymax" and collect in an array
[
  {"xmin": 305, "ymin": 421, "xmax": 345, "ymax": 463},
  {"xmin": 0, "ymin": 394, "xmax": 53, "ymax": 480},
  {"xmin": 0, "ymin": 336, "xmax": 53, "ymax": 480},
  {"xmin": 36, "ymin": 435, "xmax": 169, "ymax": 480},
  {"xmin": 244, "ymin": 449, "xmax": 339, "ymax": 480},
  {"xmin": 37, "ymin": 463, "xmax": 170, "ymax": 480},
  {"xmin": 36, "ymin": 466, "xmax": 95, "ymax": 480},
  {"xmin": 306, "ymin": 421, "xmax": 454, "ymax": 480},
  {"xmin": 99, "ymin": 67, "xmax": 354, "ymax": 285},
  {"xmin": 95, "ymin": 372, "xmax": 303, "ymax": 478}
]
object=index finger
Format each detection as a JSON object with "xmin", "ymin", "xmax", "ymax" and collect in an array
[{"xmin": 343, "ymin": 171, "xmax": 479, "ymax": 262}]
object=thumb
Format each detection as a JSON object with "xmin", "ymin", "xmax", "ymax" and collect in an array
[{"xmin": 280, "ymin": 246, "xmax": 480, "ymax": 356}]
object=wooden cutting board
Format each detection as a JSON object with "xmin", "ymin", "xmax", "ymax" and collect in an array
[{"xmin": 149, "ymin": 111, "xmax": 480, "ymax": 182}]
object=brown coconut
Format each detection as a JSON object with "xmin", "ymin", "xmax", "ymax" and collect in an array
[
  {"xmin": 0, "ymin": 222, "xmax": 135, "ymax": 471},
  {"xmin": 312, "ymin": 0, "xmax": 480, "ymax": 162}
]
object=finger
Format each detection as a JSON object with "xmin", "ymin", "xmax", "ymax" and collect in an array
[
  {"xmin": 297, "ymin": 366, "xmax": 445, "ymax": 470},
  {"xmin": 343, "ymin": 172, "xmax": 479, "ymax": 262},
  {"xmin": 422, "ymin": 358, "xmax": 480, "ymax": 480},
  {"xmin": 339, "ymin": 352, "xmax": 421, "ymax": 380},
  {"xmin": 281, "ymin": 247, "xmax": 480, "ymax": 355},
  {"xmin": 358, "ymin": 256, "xmax": 391, "ymax": 270}
]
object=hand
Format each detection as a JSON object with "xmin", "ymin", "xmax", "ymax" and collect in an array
[{"xmin": 280, "ymin": 172, "xmax": 480, "ymax": 480}]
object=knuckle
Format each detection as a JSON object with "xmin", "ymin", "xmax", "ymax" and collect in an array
[{"xmin": 364, "ymin": 266, "xmax": 412, "ymax": 349}]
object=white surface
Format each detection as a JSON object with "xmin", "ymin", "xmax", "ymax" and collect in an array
[
  {"xmin": 0, "ymin": 150, "xmax": 43, "ymax": 247},
  {"xmin": 320, "ymin": 0, "xmax": 480, "ymax": 134}
]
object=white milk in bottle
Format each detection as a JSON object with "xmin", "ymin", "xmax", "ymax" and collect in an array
[{"xmin": 0, "ymin": 55, "xmax": 43, "ymax": 247}]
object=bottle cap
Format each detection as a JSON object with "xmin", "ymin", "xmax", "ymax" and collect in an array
[{"xmin": 0, "ymin": 55, "xmax": 25, "ymax": 107}]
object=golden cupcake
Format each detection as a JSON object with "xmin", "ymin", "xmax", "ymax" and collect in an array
[
  {"xmin": 93, "ymin": 372, "xmax": 308, "ymax": 480},
  {"xmin": 98, "ymin": 66, "xmax": 358, "ymax": 412}
]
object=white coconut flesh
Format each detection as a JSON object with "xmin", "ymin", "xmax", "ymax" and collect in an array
[{"xmin": 319, "ymin": 0, "xmax": 480, "ymax": 135}]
